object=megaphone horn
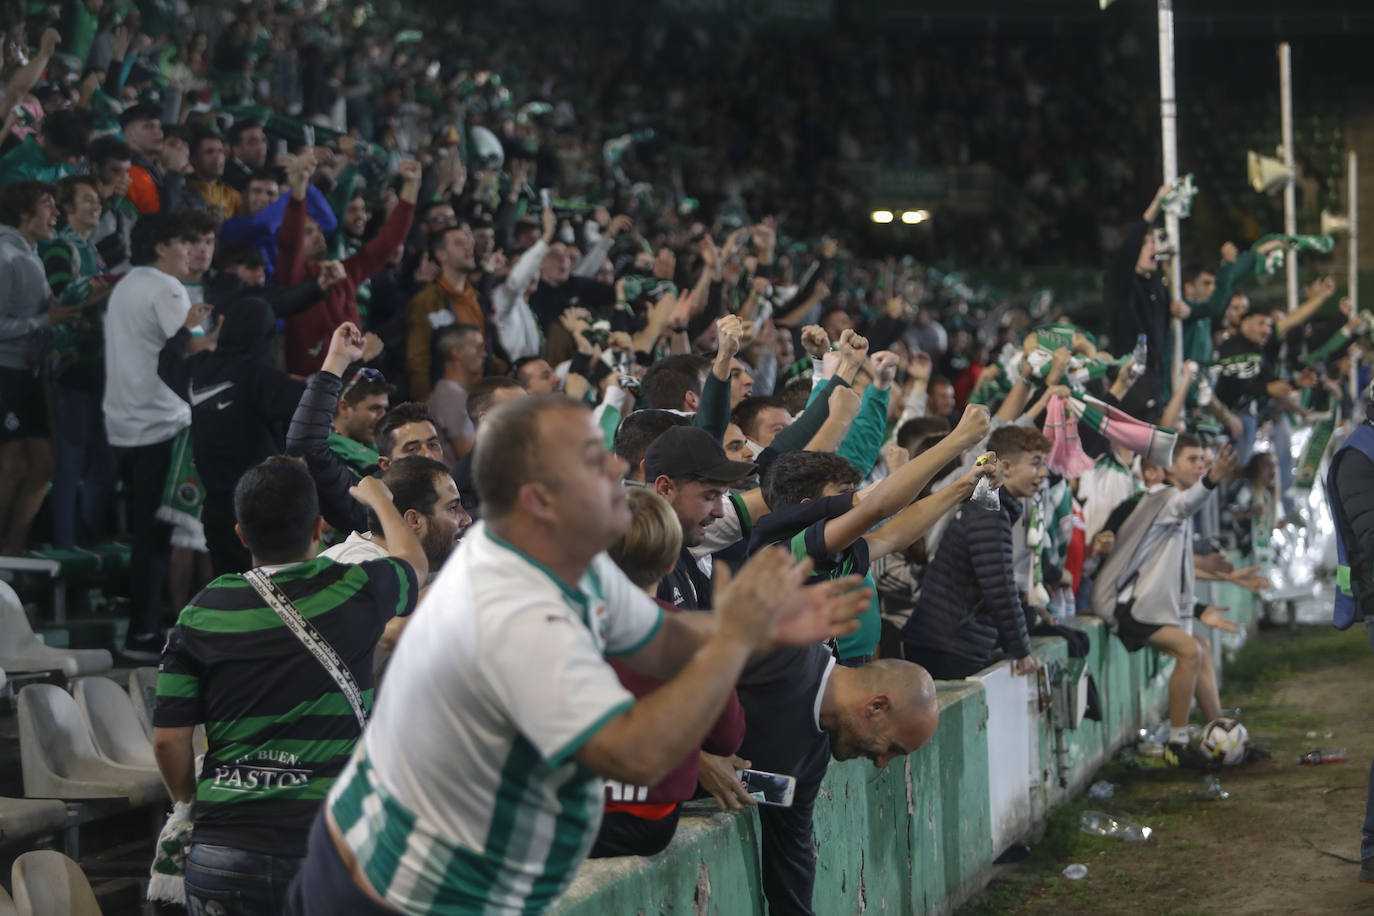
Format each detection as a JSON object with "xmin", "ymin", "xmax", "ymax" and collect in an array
[
  {"xmin": 1247, "ymin": 150, "xmax": 1289, "ymax": 195},
  {"xmin": 1321, "ymin": 209, "xmax": 1351, "ymax": 235}
]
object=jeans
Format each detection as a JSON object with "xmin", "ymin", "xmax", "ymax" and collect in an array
[
  {"xmin": 1364, "ymin": 619, "xmax": 1374, "ymax": 862},
  {"xmin": 185, "ymin": 842, "xmax": 303, "ymax": 916},
  {"xmin": 48, "ymin": 383, "xmax": 114, "ymax": 549},
  {"xmin": 1233, "ymin": 410, "xmax": 1259, "ymax": 467},
  {"xmin": 113, "ymin": 439, "xmax": 174, "ymax": 642}
]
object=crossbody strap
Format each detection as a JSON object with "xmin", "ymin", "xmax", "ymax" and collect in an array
[{"xmin": 243, "ymin": 568, "xmax": 369, "ymax": 731}]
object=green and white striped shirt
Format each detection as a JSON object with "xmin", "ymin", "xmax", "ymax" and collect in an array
[{"xmin": 328, "ymin": 522, "xmax": 663, "ymax": 914}]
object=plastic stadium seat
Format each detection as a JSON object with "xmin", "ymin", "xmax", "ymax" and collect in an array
[
  {"xmin": 0, "ymin": 884, "xmax": 15, "ymax": 916},
  {"xmin": 126, "ymin": 667, "xmax": 207, "ymax": 760},
  {"xmin": 126, "ymin": 667, "xmax": 158, "ymax": 742},
  {"xmin": 0, "ymin": 582, "xmax": 111, "ymax": 677},
  {"xmin": 0, "ymin": 797, "xmax": 67, "ymax": 844},
  {"xmin": 11, "ymin": 850, "xmax": 102, "ymax": 916},
  {"xmin": 73, "ymin": 678, "xmax": 157, "ymax": 769},
  {"xmin": 17, "ymin": 685, "xmax": 166, "ymax": 805}
]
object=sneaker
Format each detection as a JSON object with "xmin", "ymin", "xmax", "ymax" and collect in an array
[
  {"xmin": 1163, "ymin": 741, "xmax": 1218, "ymax": 770},
  {"xmin": 1361, "ymin": 859, "xmax": 1374, "ymax": 884},
  {"xmin": 121, "ymin": 632, "xmax": 164, "ymax": 663}
]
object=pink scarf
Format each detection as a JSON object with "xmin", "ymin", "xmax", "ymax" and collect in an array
[{"xmin": 1044, "ymin": 395, "xmax": 1095, "ymax": 477}]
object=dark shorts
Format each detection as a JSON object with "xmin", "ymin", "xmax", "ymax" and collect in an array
[
  {"xmin": 1115, "ymin": 601, "xmax": 1163, "ymax": 653},
  {"xmin": 0, "ymin": 366, "xmax": 49, "ymax": 443}
]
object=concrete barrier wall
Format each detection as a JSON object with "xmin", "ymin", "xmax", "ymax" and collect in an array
[{"xmin": 555, "ymin": 586, "xmax": 1262, "ymax": 916}]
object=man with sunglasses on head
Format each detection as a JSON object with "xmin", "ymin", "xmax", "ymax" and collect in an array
[
  {"xmin": 329, "ymin": 366, "xmax": 395, "ymax": 479},
  {"xmin": 287, "ymin": 326, "xmax": 449, "ymax": 539}
]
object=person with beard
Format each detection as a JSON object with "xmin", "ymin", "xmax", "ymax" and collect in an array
[
  {"xmin": 320, "ymin": 455, "xmax": 470, "ymax": 669},
  {"xmin": 645, "ymin": 426, "xmax": 757, "ymax": 609},
  {"xmin": 286, "ymin": 325, "xmax": 448, "ymax": 539},
  {"xmin": 157, "ymin": 296, "xmax": 310, "ymax": 575},
  {"xmin": 219, "ymin": 168, "xmax": 338, "ymax": 280},
  {"xmin": 404, "ymin": 223, "xmax": 487, "ymax": 399},
  {"xmin": 322, "ymin": 456, "xmax": 469, "ymax": 581}
]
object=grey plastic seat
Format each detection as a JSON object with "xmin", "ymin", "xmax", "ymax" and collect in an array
[
  {"xmin": 73, "ymin": 677, "xmax": 157, "ymax": 769},
  {"xmin": 125, "ymin": 666, "xmax": 208, "ymax": 761},
  {"xmin": 0, "ymin": 581, "xmax": 111, "ymax": 677},
  {"xmin": 0, "ymin": 796, "xmax": 67, "ymax": 844},
  {"xmin": 0, "ymin": 883, "xmax": 15, "ymax": 916},
  {"xmin": 126, "ymin": 666, "xmax": 158, "ymax": 742},
  {"xmin": 17, "ymin": 684, "xmax": 166, "ymax": 805},
  {"xmin": 11, "ymin": 850, "xmax": 102, "ymax": 916}
]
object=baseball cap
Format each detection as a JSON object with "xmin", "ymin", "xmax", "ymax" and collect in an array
[
  {"xmin": 643, "ymin": 426, "xmax": 756, "ymax": 485},
  {"xmin": 118, "ymin": 101, "xmax": 163, "ymax": 128}
]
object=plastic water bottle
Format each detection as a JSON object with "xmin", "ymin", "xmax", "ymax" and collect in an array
[
  {"xmin": 1129, "ymin": 334, "xmax": 1148, "ymax": 377},
  {"xmin": 1079, "ymin": 810, "xmax": 1152, "ymax": 841},
  {"xmin": 970, "ymin": 454, "xmax": 1001, "ymax": 511}
]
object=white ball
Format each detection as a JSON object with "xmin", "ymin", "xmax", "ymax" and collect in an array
[{"xmin": 1200, "ymin": 717, "xmax": 1249, "ymax": 766}]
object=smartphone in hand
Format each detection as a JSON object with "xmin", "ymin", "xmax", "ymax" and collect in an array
[{"xmin": 737, "ymin": 768, "xmax": 796, "ymax": 807}]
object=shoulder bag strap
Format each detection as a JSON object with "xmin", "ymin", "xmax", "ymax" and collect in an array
[{"xmin": 243, "ymin": 568, "xmax": 369, "ymax": 731}]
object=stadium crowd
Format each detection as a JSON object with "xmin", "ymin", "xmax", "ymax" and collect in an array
[{"xmin": 0, "ymin": 4, "xmax": 1362, "ymax": 915}]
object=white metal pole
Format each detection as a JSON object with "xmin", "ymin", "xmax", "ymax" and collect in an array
[
  {"xmin": 1350, "ymin": 150, "xmax": 1359, "ymax": 311},
  {"xmin": 1280, "ymin": 42, "xmax": 1299, "ymax": 313},
  {"xmin": 1159, "ymin": 0, "xmax": 1183, "ymax": 375},
  {"xmin": 1350, "ymin": 150, "xmax": 1360, "ymax": 411}
]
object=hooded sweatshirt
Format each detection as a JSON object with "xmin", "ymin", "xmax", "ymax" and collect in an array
[
  {"xmin": 158, "ymin": 297, "xmax": 307, "ymax": 498},
  {"xmin": 0, "ymin": 224, "xmax": 54, "ymax": 370}
]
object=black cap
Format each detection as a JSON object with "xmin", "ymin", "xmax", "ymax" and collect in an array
[
  {"xmin": 118, "ymin": 102, "xmax": 163, "ymax": 128},
  {"xmin": 644, "ymin": 426, "xmax": 756, "ymax": 485}
]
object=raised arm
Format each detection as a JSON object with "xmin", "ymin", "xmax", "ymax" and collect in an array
[
  {"xmin": 1276, "ymin": 275, "xmax": 1336, "ymax": 337},
  {"xmin": 348, "ymin": 476, "xmax": 428, "ymax": 587},
  {"xmin": 864, "ymin": 457, "xmax": 995, "ymax": 559},
  {"xmin": 577, "ymin": 549, "xmax": 864, "ymax": 785},
  {"xmin": 821, "ymin": 404, "xmax": 991, "ymax": 553},
  {"xmin": 285, "ymin": 323, "xmax": 369, "ymax": 534}
]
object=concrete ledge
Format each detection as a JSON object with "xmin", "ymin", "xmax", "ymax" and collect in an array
[{"xmin": 556, "ymin": 588, "xmax": 1261, "ymax": 916}]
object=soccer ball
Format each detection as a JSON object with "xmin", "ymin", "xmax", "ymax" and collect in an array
[{"xmin": 1200, "ymin": 718, "xmax": 1248, "ymax": 766}]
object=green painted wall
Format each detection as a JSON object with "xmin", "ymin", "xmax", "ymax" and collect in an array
[{"xmin": 555, "ymin": 588, "xmax": 1259, "ymax": 916}]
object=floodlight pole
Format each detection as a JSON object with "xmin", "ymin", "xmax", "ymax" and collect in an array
[
  {"xmin": 1280, "ymin": 42, "xmax": 1299, "ymax": 313},
  {"xmin": 1158, "ymin": 0, "xmax": 1183, "ymax": 375},
  {"xmin": 1349, "ymin": 150, "xmax": 1360, "ymax": 408},
  {"xmin": 1349, "ymin": 150, "xmax": 1359, "ymax": 312}
]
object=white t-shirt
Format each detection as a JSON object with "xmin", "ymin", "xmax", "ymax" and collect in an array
[
  {"xmin": 321, "ymin": 531, "xmax": 389, "ymax": 564},
  {"xmin": 327, "ymin": 521, "xmax": 663, "ymax": 914},
  {"xmin": 103, "ymin": 266, "xmax": 192, "ymax": 447}
]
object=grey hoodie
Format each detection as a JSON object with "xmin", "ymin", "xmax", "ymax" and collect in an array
[{"xmin": 0, "ymin": 224, "xmax": 53, "ymax": 370}]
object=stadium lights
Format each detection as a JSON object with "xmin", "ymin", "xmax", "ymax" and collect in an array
[
  {"xmin": 870, "ymin": 210, "xmax": 894, "ymax": 224},
  {"xmin": 901, "ymin": 209, "xmax": 930, "ymax": 224}
]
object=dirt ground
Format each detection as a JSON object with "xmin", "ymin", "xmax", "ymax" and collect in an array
[{"xmin": 956, "ymin": 625, "xmax": 1374, "ymax": 916}]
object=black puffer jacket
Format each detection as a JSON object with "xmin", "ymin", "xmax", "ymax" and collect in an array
[{"xmin": 901, "ymin": 489, "xmax": 1032, "ymax": 668}]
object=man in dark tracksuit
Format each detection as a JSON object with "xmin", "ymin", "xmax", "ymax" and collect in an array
[
  {"xmin": 1105, "ymin": 184, "xmax": 1169, "ymax": 422},
  {"xmin": 1326, "ymin": 394, "xmax": 1374, "ymax": 882},
  {"xmin": 158, "ymin": 297, "xmax": 306, "ymax": 575},
  {"xmin": 734, "ymin": 644, "xmax": 940, "ymax": 916}
]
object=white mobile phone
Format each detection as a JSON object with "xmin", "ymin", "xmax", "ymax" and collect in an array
[{"xmin": 737, "ymin": 768, "xmax": 796, "ymax": 807}]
